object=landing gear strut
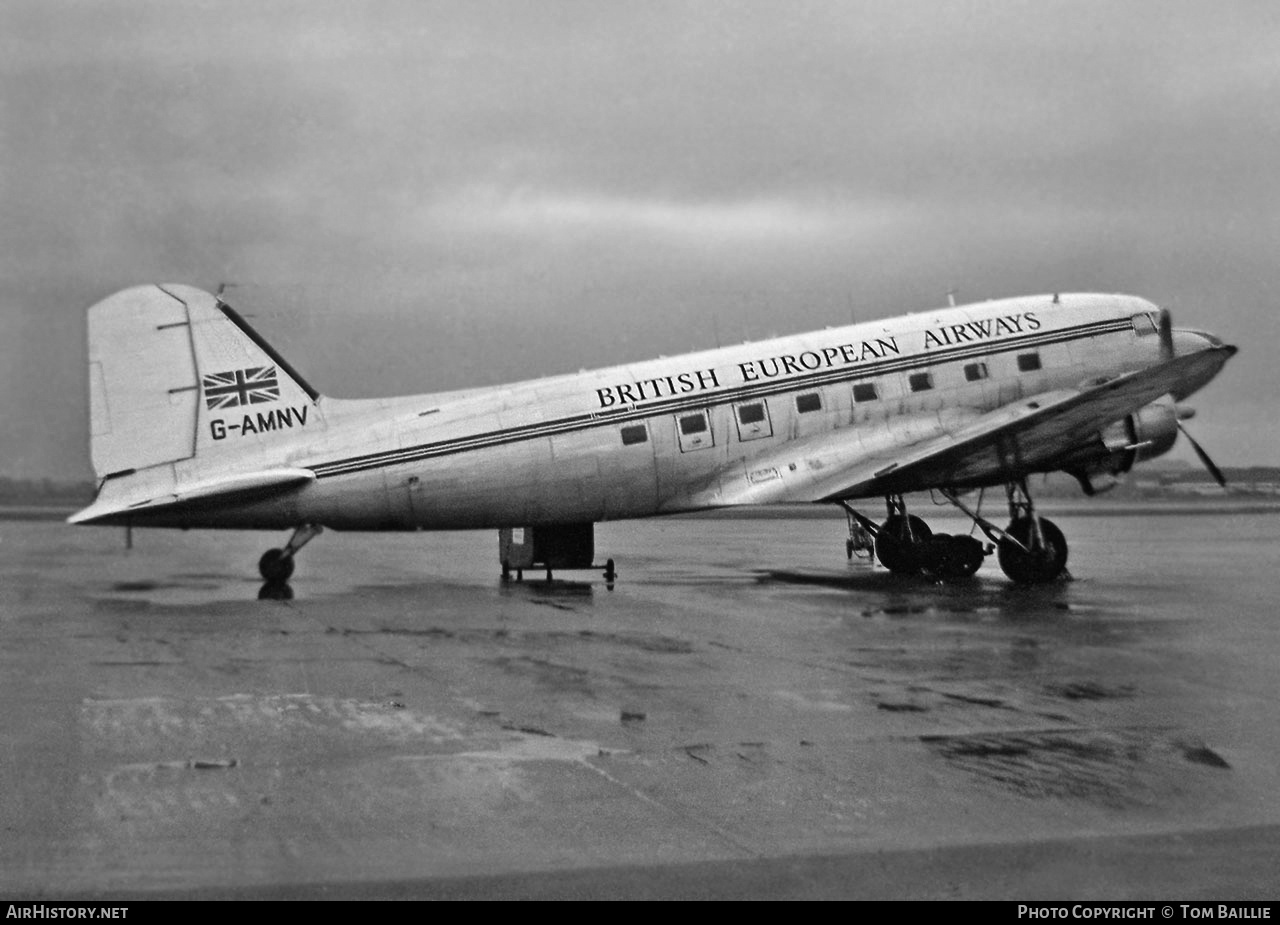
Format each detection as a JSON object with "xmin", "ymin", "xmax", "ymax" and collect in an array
[
  {"xmin": 839, "ymin": 479, "xmax": 1070, "ymax": 584},
  {"xmin": 996, "ymin": 480, "xmax": 1068, "ymax": 584},
  {"xmin": 840, "ymin": 496, "xmax": 987, "ymax": 580},
  {"xmin": 842, "ymin": 480, "xmax": 1067, "ymax": 584},
  {"xmin": 869, "ymin": 496, "xmax": 987, "ymax": 580},
  {"xmin": 845, "ymin": 509, "xmax": 875, "ymax": 560},
  {"xmin": 874, "ymin": 495, "xmax": 932, "ymax": 574},
  {"xmin": 259, "ymin": 524, "xmax": 323, "ymax": 582}
]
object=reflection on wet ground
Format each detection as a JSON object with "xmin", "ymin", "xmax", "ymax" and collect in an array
[
  {"xmin": 2, "ymin": 512, "xmax": 1280, "ymax": 897},
  {"xmin": 758, "ymin": 566, "xmax": 1087, "ymax": 618},
  {"xmin": 257, "ymin": 580, "xmax": 293, "ymax": 600}
]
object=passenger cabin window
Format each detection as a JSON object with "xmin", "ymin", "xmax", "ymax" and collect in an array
[
  {"xmin": 964, "ymin": 362, "xmax": 988, "ymax": 382},
  {"xmin": 1132, "ymin": 313, "xmax": 1157, "ymax": 336},
  {"xmin": 620, "ymin": 424, "xmax": 648, "ymax": 445},
  {"xmin": 852, "ymin": 382, "xmax": 878, "ymax": 403},
  {"xmin": 1017, "ymin": 352, "xmax": 1042, "ymax": 372},
  {"xmin": 735, "ymin": 400, "xmax": 773, "ymax": 441},
  {"xmin": 676, "ymin": 409, "xmax": 714, "ymax": 452},
  {"xmin": 796, "ymin": 392, "xmax": 822, "ymax": 413},
  {"xmin": 679, "ymin": 413, "xmax": 707, "ymax": 435},
  {"xmin": 908, "ymin": 372, "xmax": 933, "ymax": 392}
]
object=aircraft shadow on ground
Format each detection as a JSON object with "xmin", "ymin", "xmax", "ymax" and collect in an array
[
  {"xmin": 756, "ymin": 567, "xmax": 1079, "ymax": 618},
  {"xmin": 251, "ymin": 575, "xmax": 606, "ymax": 604},
  {"xmin": 506, "ymin": 578, "xmax": 598, "ymax": 599}
]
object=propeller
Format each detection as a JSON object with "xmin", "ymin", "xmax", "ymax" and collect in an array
[
  {"xmin": 1160, "ymin": 311, "xmax": 1225, "ymax": 488},
  {"xmin": 1177, "ymin": 421, "xmax": 1227, "ymax": 488},
  {"xmin": 1158, "ymin": 307, "xmax": 1174, "ymax": 360}
]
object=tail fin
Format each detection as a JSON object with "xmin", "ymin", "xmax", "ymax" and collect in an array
[{"xmin": 85, "ymin": 284, "xmax": 321, "ymax": 480}]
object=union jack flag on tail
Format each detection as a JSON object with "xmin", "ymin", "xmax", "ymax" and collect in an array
[{"xmin": 203, "ymin": 366, "xmax": 281, "ymax": 410}]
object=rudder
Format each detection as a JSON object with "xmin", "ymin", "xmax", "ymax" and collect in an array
[{"xmin": 85, "ymin": 284, "xmax": 321, "ymax": 480}]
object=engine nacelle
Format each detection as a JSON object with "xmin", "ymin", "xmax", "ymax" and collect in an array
[
  {"xmin": 1059, "ymin": 397, "xmax": 1181, "ymax": 494},
  {"xmin": 1099, "ymin": 397, "xmax": 1180, "ymax": 463}
]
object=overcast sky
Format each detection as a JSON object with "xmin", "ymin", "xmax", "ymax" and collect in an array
[{"xmin": 3, "ymin": 0, "xmax": 1278, "ymax": 481}]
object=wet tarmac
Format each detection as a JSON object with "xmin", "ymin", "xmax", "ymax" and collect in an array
[{"xmin": 2, "ymin": 509, "xmax": 1279, "ymax": 899}]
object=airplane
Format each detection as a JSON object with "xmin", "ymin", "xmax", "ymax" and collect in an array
[{"xmin": 69, "ymin": 284, "xmax": 1236, "ymax": 585}]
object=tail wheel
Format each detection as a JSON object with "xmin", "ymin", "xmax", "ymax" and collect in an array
[
  {"xmin": 875, "ymin": 515, "xmax": 932, "ymax": 574},
  {"xmin": 997, "ymin": 517, "xmax": 1068, "ymax": 584},
  {"xmin": 258, "ymin": 548, "xmax": 295, "ymax": 582}
]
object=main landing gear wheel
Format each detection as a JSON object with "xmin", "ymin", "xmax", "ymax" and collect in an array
[
  {"xmin": 947, "ymin": 535, "xmax": 986, "ymax": 578},
  {"xmin": 921, "ymin": 533, "xmax": 985, "ymax": 580},
  {"xmin": 997, "ymin": 517, "xmax": 1068, "ymax": 584},
  {"xmin": 875, "ymin": 514, "xmax": 932, "ymax": 574},
  {"xmin": 258, "ymin": 548, "xmax": 295, "ymax": 582}
]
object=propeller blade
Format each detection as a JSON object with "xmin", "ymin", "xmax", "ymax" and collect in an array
[
  {"xmin": 1178, "ymin": 422, "xmax": 1227, "ymax": 488},
  {"xmin": 1158, "ymin": 308, "xmax": 1174, "ymax": 359}
]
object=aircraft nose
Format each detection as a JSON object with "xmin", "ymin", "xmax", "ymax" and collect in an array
[
  {"xmin": 1167, "ymin": 328, "xmax": 1237, "ymax": 400},
  {"xmin": 1172, "ymin": 328, "xmax": 1235, "ymax": 355}
]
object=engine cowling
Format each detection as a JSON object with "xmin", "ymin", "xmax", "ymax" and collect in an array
[
  {"xmin": 1100, "ymin": 398, "xmax": 1180, "ymax": 463},
  {"xmin": 1060, "ymin": 397, "xmax": 1181, "ymax": 494}
]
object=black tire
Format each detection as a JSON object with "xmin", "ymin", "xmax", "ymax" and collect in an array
[
  {"xmin": 258, "ymin": 548, "xmax": 295, "ymax": 582},
  {"xmin": 921, "ymin": 533, "xmax": 985, "ymax": 580},
  {"xmin": 919, "ymin": 533, "xmax": 952, "ymax": 578},
  {"xmin": 258, "ymin": 580, "xmax": 294, "ymax": 601},
  {"xmin": 875, "ymin": 515, "xmax": 932, "ymax": 574},
  {"xmin": 997, "ymin": 517, "xmax": 1068, "ymax": 584},
  {"xmin": 945, "ymin": 535, "xmax": 986, "ymax": 579}
]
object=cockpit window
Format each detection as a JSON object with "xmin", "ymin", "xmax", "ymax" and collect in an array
[{"xmin": 1131, "ymin": 313, "xmax": 1157, "ymax": 336}]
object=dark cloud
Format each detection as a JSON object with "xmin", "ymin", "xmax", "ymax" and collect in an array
[{"xmin": 2, "ymin": 1, "xmax": 1276, "ymax": 477}]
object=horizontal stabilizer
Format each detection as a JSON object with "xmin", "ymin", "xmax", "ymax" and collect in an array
[{"xmin": 68, "ymin": 467, "xmax": 315, "ymax": 525}]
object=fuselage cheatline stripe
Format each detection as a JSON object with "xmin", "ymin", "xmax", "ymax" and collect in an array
[{"xmin": 309, "ymin": 318, "xmax": 1132, "ymax": 479}]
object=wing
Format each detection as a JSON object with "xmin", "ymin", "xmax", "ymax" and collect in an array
[{"xmin": 663, "ymin": 344, "xmax": 1235, "ymax": 509}]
